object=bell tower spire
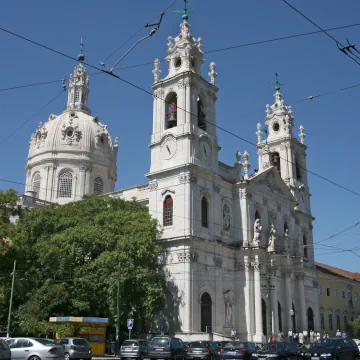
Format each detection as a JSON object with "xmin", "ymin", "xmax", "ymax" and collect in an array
[{"xmin": 66, "ymin": 39, "xmax": 90, "ymax": 114}]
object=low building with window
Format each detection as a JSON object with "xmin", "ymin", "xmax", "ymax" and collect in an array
[{"xmin": 316, "ymin": 262, "xmax": 360, "ymax": 336}]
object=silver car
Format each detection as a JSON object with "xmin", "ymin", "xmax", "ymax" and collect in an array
[
  {"xmin": 6, "ymin": 338, "xmax": 64, "ymax": 360},
  {"xmin": 57, "ymin": 338, "xmax": 92, "ymax": 360}
]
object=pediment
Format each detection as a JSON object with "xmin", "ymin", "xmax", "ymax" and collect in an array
[{"xmin": 249, "ymin": 167, "xmax": 295, "ymax": 202}]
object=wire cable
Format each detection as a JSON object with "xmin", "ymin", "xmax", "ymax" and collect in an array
[
  {"xmin": 281, "ymin": 0, "xmax": 360, "ymax": 66},
  {"xmin": 0, "ymin": 23, "xmax": 359, "ymax": 93},
  {"xmin": 0, "ymin": 89, "xmax": 66, "ymax": 146},
  {"xmin": 1, "ymin": 27, "xmax": 360, "ymax": 199}
]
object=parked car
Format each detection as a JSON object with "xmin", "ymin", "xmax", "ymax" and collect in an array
[
  {"xmin": 185, "ymin": 341, "xmax": 219, "ymax": 360},
  {"xmin": 219, "ymin": 341, "xmax": 257, "ymax": 360},
  {"xmin": 214, "ymin": 343, "xmax": 230, "ymax": 349},
  {"xmin": 251, "ymin": 341, "xmax": 299, "ymax": 360},
  {"xmin": 6, "ymin": 338, "xmax": 65, "ymax": 360},
  {"xmin": 57, "ymin": 338, "xmax": 92, "ymax": 360},
  {"xmin": 353, "ymin": 339, "xmax": 360, "ymax": 352},
  {"xmin": 120, "ymin": 339, "xmax": 149, "ymax": 360},
  {"xmin": 302, "ymin": 338, "xmax": 359, "ymax": 360},
  {"xmin": 148, "ymin": 336, "xmax": 186, "ymax": 360},
  {"xmin": 0, "ymin": 339, "xmax": 11, "ymax": 360}
]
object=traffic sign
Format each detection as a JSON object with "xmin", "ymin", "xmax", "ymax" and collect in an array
[{"xmin": 127, "ymin": 319, "xmax": 134, "ymax": 329}]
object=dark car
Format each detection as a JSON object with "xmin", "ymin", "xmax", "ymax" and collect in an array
[
  {"xmin": 302, "ymin": 338, "xmax": 359, "ymax": 360},
  {"xmin": 0, "ymin": 339, "xmax": 11, "ymax": 360},
  {"xmin": 252, "ymin": 341, "xmax": 299, "ymax": 360},
  {"xmin": 148, "ymin": 336, "xmax": 186, "ymax": 360},
  {"xmin": 120, "ymin": 339, "xmax": 149, "ymax": 360},
  {"xmin": 186, "ymin": 341, "xmax": 219, "ymax": 360},
  {"xmin": 220, "ymin": 341, "xmax": 257, "ymax": 360},
  {"xmin": 58, "ymin": 338, "xmax": 92, "ymax": 360}
]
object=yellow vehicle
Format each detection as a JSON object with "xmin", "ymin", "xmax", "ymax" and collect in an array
[{"xmin": 49, "ymin": 316, "xmax": 108, "ymax": 356}]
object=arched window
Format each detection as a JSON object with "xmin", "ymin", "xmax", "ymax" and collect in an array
[
  {"xmin": 201, "ymin": 196, "xmax": 208, "ymax": 228},
  {"xmin": 303, "ymin": 234, "xmax": 308, "ymax": 259},
  {"xmin": 58, "ymin": 171, "xmax": 73, "ymax": 198},
  {"xmin": 197, "ymin": 97, "xmax": 207, "ymax": 130},
  {"xmin": 255, "ymin": 210, "xmax": 260, "ymax": 221},
  {"xmin": 271, "ymin": 152, "xmax": 281, "ymax": 175},
  {"xmin": 74, "ymin": 90, "xmax": 80, "ymax": 103},
  {"xmin": 307, "ymin": 307, "xmax": 314, "ymax": 331},
  {"xmin": 320, "ymin": 312, "xmax": 325, "ymax": 330},
  {"xmin": 262, "ymin": 298, "xmax": 267, "ymax": 335},
  {"xmin": 94, "ymin": 177, "xmax": 104, "ymax": 195},
  {"xmin": 295, "ymin": 157, "xmax": 302, "ymax": 181},
  {"xmin": 32, "ymin": 173, "xmax": 41, "ymax": 199},
  {"xmin": 328, "ymin": 312, "xmax": 333, "ymax": 331},
  {"xmin": 278, "ymin": 302, "xmax": 282, "ymax": 332},
  {"xmin": 336, "ymin": 311, "xmax": 341, "ymax": 330},
  {"xmin": 163, "ymin": 195, "xmax": 173, "ymax": 226},
  {"xmin": 165, "ymin": 93, "xmax": 177, "ymax": 129},
  {"xmin": 201, "ymin": 292, "xmax": 212, "ymax": 332}
]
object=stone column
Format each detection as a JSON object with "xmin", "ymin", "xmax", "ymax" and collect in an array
[
  {"xmin": 271, "ymin": 268, "xmax": 279, "ymax": 336},
  {"xmin": 285, "ymin": 272, "xmax": 293, "ymax": 331},
  {"xmin": 78, "ymin": 166, "xmax": 86, "ymax": 200},
  {"xmin": 252, "ymin": 255, "xmax": 263, "ymax": 341},
  {"xmin": 244, "ymin": 256, "xmax": 252, "ymax": 338},
  {"xmin": 185, "ymin": 78, "xmax": 192, "ymax": 124},
  {"xmin": 297, "ymin": 273, "xmax": 307, "ymax": 331}
]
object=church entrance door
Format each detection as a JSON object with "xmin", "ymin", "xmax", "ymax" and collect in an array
[
  {"xmin": 307, "ymin": 307, "xmax": 314, "ymax": 331},
  {"xmin": 201, "ymin": 292, "xmax": 212, "ymax": 332}
]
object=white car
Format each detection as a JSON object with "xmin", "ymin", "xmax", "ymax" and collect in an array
[
  {"xmin": 6, "ymin": 338, "xmax": 65, "ymax": 360},
  {"xmin": 353, "ymin": 339, "xmax": 360, "ymax": 351}
]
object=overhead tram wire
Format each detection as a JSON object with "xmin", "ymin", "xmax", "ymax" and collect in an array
[
  {"xmin": 281, "ymin": 0, "xmax": 360, "ymax": 66},
  {"xmin": 2, "ymin": 27, "xmax": 360, "ymax": 198},
  {"xmin": 0, "ymin": 89, "xmax": 66, "ymax": 146},
  {"xmin": 101, "ymin": 0, "xmax": 179, "ymax": 66},
  {"xmin": 1, "ymin": 23, "xmax": 359, "ymax": 93}
]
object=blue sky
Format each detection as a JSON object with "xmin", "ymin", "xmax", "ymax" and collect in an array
[{"xmin": 1, "ymin": 0, "xmax": 360, "ymax": 271}]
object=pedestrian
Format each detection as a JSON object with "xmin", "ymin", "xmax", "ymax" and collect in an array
[
  {"xmin": 342, "ymin": 330, "xmax": 347, "ymax": 338},
  {"xmin": 316, "ymin": 331, "xmax": 321, "ymax": 342},
  {"xmin": 323, "ymin": 331, "xmax": 328, "ymax": 339},
  {"xmin": 336, "ymin": 329, "xmax": 341, "ymax": 337},
  {"xmin": 280, "ymin": 331, "xmax": 284, "ymax": 340},
  {"xmin": 310, "ymin": 330, "xmax": 315, "ymax": 344},
  {"xmin": 288, "ymin": 329, "xmax": 293, "ymax": 339},
  {"xmin": 293, "ymin": 332, "xmax": 298, "ymax": 343},
  {"xmin": 271, "ymin": 333, "xmax": 275, "ymax": 342},
  {"xmin": 303, "ymin": 329, "xmax": 308, "ymax": 344},
  {"xmin": 299, "ymin": 332, "xmax": 304, "ymax": 345}
]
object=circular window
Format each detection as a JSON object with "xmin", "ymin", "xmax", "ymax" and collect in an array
[
  {"xmin": 70, "ymin": 112, "xmax": 76, "ymax": 117},
  {"xmin": 273, "ymin": 122, "xmax": 280, "ymax": 132},
  {"xmin": 67, "ymin": 129, "xmax": 74, "ymax": 137},
  {"xmin": 174, "ymin": 57, "xmax": 182, "ymax": 68}
]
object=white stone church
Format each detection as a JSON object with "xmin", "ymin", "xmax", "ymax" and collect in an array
[{"xmin": 23, "ymin": 15, "xmax": 320, "ymax": 341}]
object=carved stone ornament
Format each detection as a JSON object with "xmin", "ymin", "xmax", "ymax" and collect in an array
[
  {"xmin": 179, "ymin": 172, "xmax": 197, "ymax": 184},
  {"xmin": 251, "ymin": 218, "xmax": 262, "ymax": 247},
  {"xmin": 152, "ymin": 58, "xmax": 161, "ymax": 83},
  {"xmin": 61, "ymin": 123, "xmax": 82, "ymax": 145},
  {"xmin": 224, "ymin": 289, "xmax": 235, "ymax": 326},
  {"xmin": 244, "ymin": 260, "xmax": 251, "ymax": 272},
  {"xmin": 268, "ymin": 223, "xmax": 276, "ymax": 253},
  {"xmin": 177, "ymin": 79, "xmax": 185, "ymax": 89},
  {"xmin": 33, "ymin": 122, "xmax": 48, "ymax": 149},
  {"xmin": 153, "ymin": 88, "xmax": 165, "ymax": 99},
  {"xmin": 239, "ymin": 188, "xmax": 252, "ymax": 200},
  {"xmin": 214, "ymin": 256, "xmax": 223, "ymax": 268},
  {"xmin": 148, "ymin": 180, "xmax": 159, "ymax": 191},
  {"xmin": 177, "ymin": 251, "xmax": 199, "ymax": 262},
  {"xmin": 251, "ymin": 260, "xmax": 262, "ymax": 272}
]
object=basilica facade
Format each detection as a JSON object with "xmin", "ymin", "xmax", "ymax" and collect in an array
[{"xmin": 24, "ymin": 15, "xmax": 320, "ymax": 341}]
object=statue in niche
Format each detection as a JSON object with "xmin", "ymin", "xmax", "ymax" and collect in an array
[
  {"xmin": 268, "ymin": 223, "xmax": 276, "ymax": 252},
  {"xmin": 223, "ymin": 204, "xmax": 231, "ymax": 231},
  {"xmin": 252, "ymin": 218, "xmax": 262, "ymax": 247},
  {"xmin": 225, "ymin": 302, "xmax": 233, "ymax": 326},
  {"xmin": 283, "ymin": 228, "xmax": 290, "ymax": 254},
  {"xmin": 224, "ymin": 290, "xmax": 235, "ymax": 326}
]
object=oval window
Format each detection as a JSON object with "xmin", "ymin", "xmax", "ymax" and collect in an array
[
  {"xmin": 174, "ymin": 57, "xmax": 182, "ymax": 68},
  {"xmin": 273, "ymin": 122, "xmax": 280, "ymax": 132}
]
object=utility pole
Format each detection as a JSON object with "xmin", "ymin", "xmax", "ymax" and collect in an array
[
  {"xmin": 116, "ymin": 276, "xmax": 121, "ymax": 355},
  {"xmin": 6, "ymin": 260, "xmax": 16, "ymax": 338}
]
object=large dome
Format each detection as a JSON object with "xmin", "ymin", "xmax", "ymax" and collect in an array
[{"xmin": 25, "ymin": 61, "xmax": 118, "ymax": 204}]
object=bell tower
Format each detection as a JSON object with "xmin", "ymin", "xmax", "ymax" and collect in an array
[
  {"xmin": 256, "ymin": 77, "xmax": 311, "ymax": 215},
  {"xmin": 148, "ymin": 12, "xmax": 219, "ymax": 175}
]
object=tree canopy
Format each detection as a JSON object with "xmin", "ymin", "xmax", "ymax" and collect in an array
[{"xmin": 0, "ymin": 193, "xmax": 167, "ymax": 338}]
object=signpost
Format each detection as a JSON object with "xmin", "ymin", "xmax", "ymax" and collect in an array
[{"xmin": 127, "ymin": 319, "xmax": 134, "ymax": 340}]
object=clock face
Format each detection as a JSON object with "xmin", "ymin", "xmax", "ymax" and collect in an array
[
  {"xmin": 162, "ymin": 137, "xmax": 177, "ymax": 160},
  {"xmin": 200, "ymin": 140, "xmax": 212, "ymax": 162}
]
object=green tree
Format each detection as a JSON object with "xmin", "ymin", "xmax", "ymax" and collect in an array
[{"xmin": 4, "ymin": 195, "xmax": 167, "ymax": 336}]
